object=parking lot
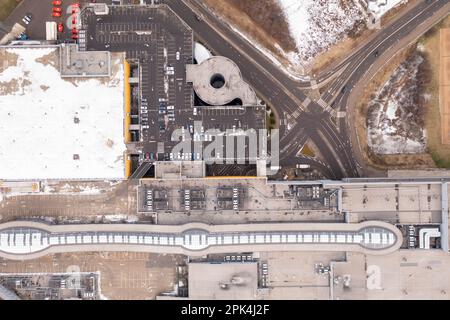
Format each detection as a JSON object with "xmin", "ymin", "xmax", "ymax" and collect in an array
[
  {"xmin": 82, "ymin": 5, "xmax": 193, "ymax": 165},
  {"xmin": 3, "ymin": 0, "xmax": 109, "ymax": 41},
  {"xmin": 6, "ymin": 2, "xmax": 268, "ymax": 178},
  {"xmin": 0, "ymin": 251, "xmax": 183, "ymax": 300},
  {"xmin": 81, "ymin": 4, "xmax": 266, "ymax": 174}
]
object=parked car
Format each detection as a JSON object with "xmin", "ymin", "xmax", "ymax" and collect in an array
[
  {"xmin": 71, "ymin": 34, "xmax": 79, "ymax": 39},
  {"xmin": 52, "ymin": 0, "xmax": 62, "ymax": 5},
  {"xmin": 57, "ymin": 22, "xmax": 64, "ymax": 32},
  {"xmin": 17, "ymin": 33, "xmax": 28, "ymax": 40},
  {"xmin": 52, "ymin": 12, "xmax": 61, "ymax": 17},
  {"xmin": 52, "ymin": 7, "xmax": 62, "ymax": 13},
  {"xmin": 71, "ymin": 28, "xmax": 78, "ymax": 34}
]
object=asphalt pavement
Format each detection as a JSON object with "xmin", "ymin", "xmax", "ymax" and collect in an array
[
  {"xmin": 163, "ymin": 0, "xmax": 449, "ymax": 179},
  {"xmin": 4, "ymin": 0, "xmax": 112, "ymax": 41},
  {"xmin": 164, "ymin": 0, "xmax": 362, "ymax": 179},
  {"xmin": 4, "ymin": 0, "xmax": 448, "ymax": 180}
]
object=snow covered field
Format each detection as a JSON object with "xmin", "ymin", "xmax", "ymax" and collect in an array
[
  {"xmin": 278, "ymin": 0, "xmax": 365, "ymax": 62},
  {"xmin": 277, "ymin": 0, "xmax": 408, "ymax": 63},
  {"xmin": 367, "ymin": 52, "xmax": 427, "ymax": 154},
  {"xmin": 368, "ymin": 0, "xmax": 409, "ymax": 19},
  {"xmin": 0, "ymin": 46, "xmax": 126, "ymax": 180}
]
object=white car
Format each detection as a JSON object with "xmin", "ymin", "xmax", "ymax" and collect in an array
[{"xmin": 176, "ymin": 51, "xmax": 180, "ymax": 60}]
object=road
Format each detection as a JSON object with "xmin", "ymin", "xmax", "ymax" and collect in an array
[
  {"xmin": 4, "ymin": 0, "xmax": 449, "ymax": 179},
  {"xmin": 164, "ymin": 0, "xmax": 449, "ymax": 179},
  {"xmin": 334, "ymin": 1, "xmax": 450, "ymax": 174},
  {"xmin": 162, "ymin": 0, "xmax": 359, "ymax": 179}
]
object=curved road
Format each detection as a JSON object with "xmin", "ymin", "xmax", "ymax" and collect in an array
[{"xmin": 163, "ymin": 0, "xmax": 449, "ymax": 179}]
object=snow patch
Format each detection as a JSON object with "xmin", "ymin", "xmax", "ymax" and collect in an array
[
  {"xmin": 276, "ymin": 0, "xmax": 408, "ymax": 63},
  {"xmin": 194, "ymin": 42, "xmax": 212, "ymax": 64},
  {"xmin": 277, "ymin": 0, "xmax": 366, "ymax": 62},
  {"xmin": 368, "ymin": 0, "xmax": 408, "ymax": 19},
  {"xmin": 0, "ymin": 46, "xmax": 126, "ymax": 180},
  {"xmin": 229, "ymin": 25, "xmax": 308, "ymax": 80},
  {"xmin": 367, "ymin": 53, "xmax": 427, "ymax": 154},
  {"xmin": 385, "ymin": 101, "xmax": 398, "ymax": 120}
]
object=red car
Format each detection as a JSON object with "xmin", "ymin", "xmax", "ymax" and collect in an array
[
  {"xmin": 72, "ymin": 3, "xmax": 80, "ymax": 7},
  {"xmin": 72, "ymin": 18, "xmax": 77, "ymax": 25},
  {"xmin": 71, "ymin": 28, "xmax": 78, "ymax": 34},
  {"xmin": 71, "ymin": 34, "xmax": 79, "ymax": 39},
  {"xmin": 57, "ymin": 22, "xmax": 64, "ymax": 32},
  {"xmin": 52, "ymin": 12, "xmax": 61, "ymax": 17},
  {"xmin": 52, "ymin": 7, "xmax": 62, "ymax": 12},
  {"xmin": 72, "ymin": 8, "xmax": 79, "ymax": 14},
  {"xmin": 52, "ymin": 0, "xmax": 62, "ymax": 5}
]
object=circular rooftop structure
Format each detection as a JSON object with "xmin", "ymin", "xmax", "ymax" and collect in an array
[{"xmin": 186, "ymin": 56, "xmax": 258, "ymax": 106}]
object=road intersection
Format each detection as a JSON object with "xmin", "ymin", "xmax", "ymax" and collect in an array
[
  {"xmin": 164, "ymin": 0, "xmax": 450, "ymax": 179},
  {"xmin": 3, "ymin": 0, "xmax": 449, "ymax": 179}
]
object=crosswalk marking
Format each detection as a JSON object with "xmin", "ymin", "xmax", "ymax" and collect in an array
[
  {"xmin": 317, "ymin": 98, "xmax": 328, "ymax": 109},
  {"xmin": 302, "ymin": 97, "xmax": 311, "ymax": 108}
]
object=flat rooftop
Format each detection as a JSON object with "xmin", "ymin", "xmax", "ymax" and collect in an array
[
  {"xmin": 139, "ymin": 177, "xmax": 339, "ymax": 216},
  {"xmin": 341, "ymin": 183, "xmax": 443, "ymax": 224},
  {"xmin": 332, "ymin": 250, "xmax": 450, "ymax": 299},
  {"xmin": 59, "ymin": 44, "xmax": 111, "ymax": 77},
  {"xmin": 188, "ymin": 262, "xmax": 258, "ymax": 300},
  {"xmin": 0, "ymin": 45, "xmax": 126, "ymax": 180}
]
